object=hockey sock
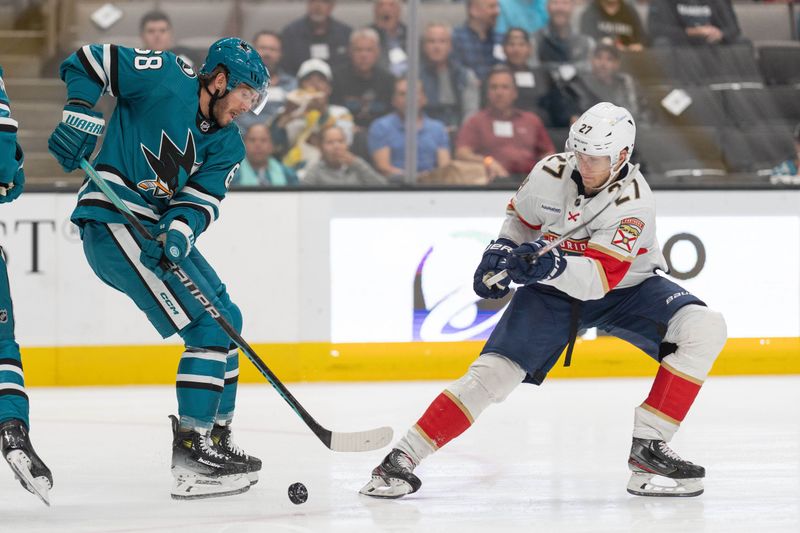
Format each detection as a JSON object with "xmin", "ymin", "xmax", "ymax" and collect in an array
[
  {"xmin": 176, "ymin": 347, "xmax": 227, "ymax": 431},
  {"xmin": 0, "ymin": 341, "xmax": 28, "ymax": 429},
  {"xmin": 0, "ymin": 254, "xmax": 28, "ymax": 429},
  {"xmin": 635, "ymin": 305, "xmax": 726, "ymax": 441},
  {"xmin": 215, "ymin": 344, "xmax": 239, "ymax": 425},
  {"xmin": 635, "ymin": 363, "xmax": 702, "ymax": 441},
  {"xmin": 396, "ymin": 353, "xmax": 525, "ymax": 465},
  {"xmin": 409, "ymin": 390, "xmax": 474, "ymax": 458}
]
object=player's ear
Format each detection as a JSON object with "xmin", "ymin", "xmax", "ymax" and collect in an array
[
  {"xmin": 615, "ymin": 148, "xmax": 629, "ymax": 170},
  {"xmin": 214, "ymin": 72, "xmax": 227, "ymax": 91}
]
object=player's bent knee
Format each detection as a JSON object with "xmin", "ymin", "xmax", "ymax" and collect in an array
[
  {"xmin": 181, "ymin": 306, "xmax": 234, "ymax": 349},
  {"xmin": 663, "ymin": 305, "xmax": 727, "ymax": 380},
  {"xmin": 225, "ymin": 301, "xmax": 242, "ymax": 334},
  {"xmin": 446, "ymin": 353, "xmax": 525, "ymax": 420},
  {"xmin": 468, "ymin": 353, "xmax": 526, "ymax": 403}
]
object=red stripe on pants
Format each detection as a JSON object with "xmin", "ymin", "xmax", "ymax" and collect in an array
[
  {"xmin": 416, "ymin": 392, "xmax": 472, "ymax": 449},
  {"xmin": 644, "ymin": 365, "xmax": 702, "ymax": 422}
]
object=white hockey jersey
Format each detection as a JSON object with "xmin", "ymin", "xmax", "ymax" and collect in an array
[{"xmin": 499, "ymin": 152, "xmax": 668, "ymax": 301}]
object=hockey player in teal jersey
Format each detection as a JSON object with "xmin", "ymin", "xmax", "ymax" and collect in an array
[
  {"xmin": 0, "ymin": 66, "xmax": 53, "ymax": 505},
  {"xmin": 48, "ymin": 38, "xmax": 270, "ymax": 499}
]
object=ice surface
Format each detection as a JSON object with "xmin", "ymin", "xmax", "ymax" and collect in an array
[{"xmin": 2, "ymin": 376, "xmax": 798, "ymax": 532}]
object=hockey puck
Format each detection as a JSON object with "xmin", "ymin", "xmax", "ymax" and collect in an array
[{"xmin": 288, "ymin": 482, "xmax": 308, "ymax": 504}]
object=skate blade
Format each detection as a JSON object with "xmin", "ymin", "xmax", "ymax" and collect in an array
[
  {"xmin": 171, "ymin": 471, "xmax": 251, "ymax": 500},
  {"xmin": 358, "ymin": 476, "xmax": 414, "ymax": 499},
  {"xmin": 247, "ymin": 471, "xmax": 259, "ymax": 485},
  {"xmin": 6, "ymin": 450, "xmax": 51, "ymax": 506},
  {"xmin": 627, "ymin": 472, "xmax": 704, "ymax": 498}
]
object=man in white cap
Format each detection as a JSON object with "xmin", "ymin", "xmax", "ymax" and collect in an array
[{"xmin": 270, "ymin": 58, "xmax": 353, "ymax": 175}]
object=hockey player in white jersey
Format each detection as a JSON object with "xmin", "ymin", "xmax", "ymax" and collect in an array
[{"xmin": 360, "ymin": 102, "xmax": 727, "ymax": 499}]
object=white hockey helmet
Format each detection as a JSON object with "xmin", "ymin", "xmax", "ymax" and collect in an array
[{"xmin": 567, "ymin": 102, "xmax": 636, "ymax": 171}]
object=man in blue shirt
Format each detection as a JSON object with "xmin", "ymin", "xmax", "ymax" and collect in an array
[
  {"xmin": 368, "ymin": 78, "xmax": 450, "ymax": 181},
  {"xmin": 452, "ymin": 0, "xmax": 501, "ymax": 81}
]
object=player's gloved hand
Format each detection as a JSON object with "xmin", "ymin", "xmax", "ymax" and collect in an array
[
  {"xmin": 505, "ymin": 239, "xmax": 566, "ymax": 285},
  {"xmin": 0, "ymin": 171, "xmax": 23, "ymax": 204},
  {"xmin": 139, "ymin": 238, "xmax": 170, "ymax": 279},
  {"xmin": 0, "ymin": 145, "xmax": 25, "ymax": 204},
  {"xmin": 47, "ymin": 104, "xmax": 105, "ymax": 173},
  {"xmin": 473, "ymin": 238, "xmax": 516, "ymax": 299},
  {"xmin": 140, "ymin": 217, "xmax": 195, "ymax": 279}
]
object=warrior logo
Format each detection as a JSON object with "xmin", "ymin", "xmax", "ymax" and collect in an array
[
  {"xmin": 138, "ymin": 130, "xmax": 197, "ymax": 199},
  {"xmin": 0, "ymin": 309, "xmax": 6, "ymax": 323}
]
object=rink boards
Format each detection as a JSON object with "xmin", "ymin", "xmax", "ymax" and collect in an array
[{"xmin": 4, "ymin": 189, "xmax": 799, "ymax": 386}]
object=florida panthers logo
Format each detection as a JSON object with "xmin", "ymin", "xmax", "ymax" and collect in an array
[{"xmin": 138, "ymin": 130, "xmax": 198, "ymax": 199}]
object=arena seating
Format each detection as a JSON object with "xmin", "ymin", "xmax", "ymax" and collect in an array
[{"xmin": 5, "ymin": 0, "xmax": 799, "ymax": 187}]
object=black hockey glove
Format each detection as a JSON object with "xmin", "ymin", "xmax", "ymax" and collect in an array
[{"xmin": 505, "ymin": 239, "xmax": 566, "ymax": 285}]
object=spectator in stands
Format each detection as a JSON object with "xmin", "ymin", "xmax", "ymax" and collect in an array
[
  {"xmin": 495, "ymin": 0, "xmax": 549, "ymax": 41},
  {"xmin": 502, "ymin": 27, "xmax": 570, "ymax": 127},
  {"xmin": 368, "ymin": 79, "xmax": 451, "ymax": 180},
  {"xmin": 648, "ymin": 0, "xmax": 747, "ymax": 47},
  {"xmin": 420, "ymin": 22, "xmax": 480, "ymax": 132},
  {"xmin": 303, "ymin": 125, "xmax": 388, "ymax": 185},
  {"xmin": 280, "ymin": 0, "xmax": 352, "ymax": 75},
  {"xmin": 371, "ymin": 0, "xmax": 408, "ymax": 77},
  {"xmin": 456, "ymin": 66, "xmax": 555, "ymax": 181},
  {"xmin": 139, "ymin": 10, "xmax": 199, "ymax": 68},
  {"xmin": 453, "ymin": 0, "xmax": 501, "ymax": 81},
  {"xmin": 271, "ymin": 59, "xmax": 354, "ymax": 175},
  {"xmin": 233, "ymin": 124, "xmax": 298, "ymax": 187},
  {"xmin": 562, "ymin": 41, "xmax": 640, "ymax": 122},
  {"xmin": 579, "ymin": 0, "xmax": 646, "ymax": 51},
  {"xmin": 534, "ymin": 0, "xmax": 593, "ymax": 71},
  {"xmin": 236, "ymin": 31, "xmax": 298, "ymax": 130},
  {"xmin": 331, "ymin": 28, "xmax": 395, "ymax": 131},
  {"xmin": 771, "ymin": 123, "xmax": 800, "ymax": 178}
]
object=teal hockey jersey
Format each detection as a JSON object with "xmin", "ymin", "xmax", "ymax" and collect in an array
[
  {"xmin": 62, "ymin": 45, "xmax": 245, "ymax": 237},
  {"xmin": 0, "ymin": 66, "xmax": 24, "ymax": 187}
]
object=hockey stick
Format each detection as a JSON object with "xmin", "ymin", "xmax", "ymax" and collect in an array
[
  {"xmin": 484, "ymin": 163, "xmax": 640, "ymax": 287},
  {"xmin": 80, "ymin": 159, "xmax": 392, "ymax": 452}
]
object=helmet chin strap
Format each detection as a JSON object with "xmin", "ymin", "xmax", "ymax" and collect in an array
[{"xmin": 202, "ymin": 82, "xmax": 229, "ymax": 125}]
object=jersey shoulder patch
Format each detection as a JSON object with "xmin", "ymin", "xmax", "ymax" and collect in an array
[
  {"xmin": 175, "ymin": 54, "xmax": 197, "ymax": 78},
  {"xmin": 610, "ymin": 217, "xmax": 645, "ymax": 253}
]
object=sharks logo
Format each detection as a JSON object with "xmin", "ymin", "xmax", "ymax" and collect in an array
[{"xmin": 138, "ymin": 130, "xmax": 198, "ymax": 199}]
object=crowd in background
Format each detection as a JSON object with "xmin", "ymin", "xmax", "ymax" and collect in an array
[{"xmin": 133, "ymin": 0, "xmax": 798, "ymax": 187}]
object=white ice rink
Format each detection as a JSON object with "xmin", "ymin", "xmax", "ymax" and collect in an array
[{"xmin": 2, "ymin": 376, "xmax": 799, "ymax": 533}]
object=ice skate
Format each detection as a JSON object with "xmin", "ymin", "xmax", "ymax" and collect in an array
[
  {"xmin": 359, "ymin": 448, "xmax": 421, "ymax": 499},
  {"xmin": 627, "ymin": 437, "xmax": 705, "ymax": 497},
  {"xmin": 169, "ymin": 415, "xmax": 250, "ymax": 500},
  {"xmin": 0, "ymin": 419, "xmax": 53, "ymax": 506},
  {"xmin": 211, "ymin": 423, "xmax": 261, "ymax": 485}
]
